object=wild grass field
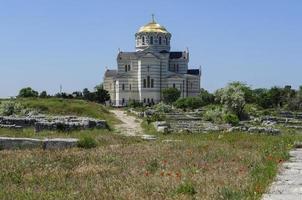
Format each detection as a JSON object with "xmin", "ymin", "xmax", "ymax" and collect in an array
[
  {"xmin": 0, "ymin": 131, "xmax": 300, "ymax": 200},
  {"xmin": 0, "ymin": 98, "xmax": 302, "ymax": 199}
]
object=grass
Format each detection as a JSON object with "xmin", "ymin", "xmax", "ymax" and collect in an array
[
  {"xmin": 1, "ymin": 99, "xmax": 302, "ymax": 199},
  {"xmin": 16, "ymin": 98, "xmax": 120, "ymax": 126},
  {"xmin": 0, "ymin": 131, "xmax": 301, "ymax": 199}
]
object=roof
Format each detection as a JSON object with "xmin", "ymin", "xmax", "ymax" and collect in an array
[
  {"xmin": 138, "ymin": 17, "xmax": 169, "ymax": 34},
  {"xmin": 118, "ymin": 51, "xmax": 161, "ymax": 60},
  {"xmin": 169, "ymin": 52, "xmax": 183, "ymax": 59},
  {"xmin": 104, "ymin": 70, "xmax": 117, "ymax": 78},
  {"xmin": 187, "ymin": 69, "xmax": 200, "ymax": 75}
]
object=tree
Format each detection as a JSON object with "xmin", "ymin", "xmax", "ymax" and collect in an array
[
  {"xmin": 215, "ymin": 82, "xmax": 246, "ymax": 119},
  {"xmin": 198, "ymin": 89, "xmax": 215, "ymax": 106},
  {"xmin": 162, "ymin": 88, "xmax": 181, "ymax": 104},
  {"xmin": 83, "ymin": 88, "xmax": 91, "ymax": 100},
  {"xmin": 174, "ymin": 96, "xmax": 204, "ymax": 110},
  {"xmin": 95, "ymin": 87, "xmax": 110, "ymax": 104},
  {"xmin": 18, "ymin": 87, "xmax": 39, "ymax": 98},
  {"xmin": 39, "ymin": 91, "xmax": 48, "ymax": 98}
]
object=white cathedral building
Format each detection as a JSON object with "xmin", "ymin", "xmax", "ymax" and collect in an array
[{"xmin": 103, "ymin": 16, "xmax": 201, "ymax": 106}]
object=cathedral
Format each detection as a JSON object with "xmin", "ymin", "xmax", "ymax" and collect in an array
[{"xmin": 103, "ymin": 16, "xmax": 201, "ymax": 106}]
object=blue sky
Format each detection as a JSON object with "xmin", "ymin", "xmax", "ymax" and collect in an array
[{"xmin": 0, "ymin": 0, "xmax": 301, "ymax": 97}]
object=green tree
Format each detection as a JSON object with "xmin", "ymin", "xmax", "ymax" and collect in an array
[
  {"xmin": 18, "ymin": 87, "xmax": 39, "ymax": 98},
  {"xmin": 174, "ymin": 96, "xmax": 204, "ymax": 110},
  {"xmin": 39, "ymin": 91, "xmax": 48, "ymax": 98},
  {"xmin": 198, "ymin": 89, "xmax": 215, "ymax": 105},
  {"xmin": 95, "ymin": 87, "xmax": 110, "ymax": 104},
  {"xmin": 162, "ymin": 88, "xmax": 181, "ymax": 104},
  {"xmin": 215, "ymin": 82, "xmax": 246, "ymax": 119}
]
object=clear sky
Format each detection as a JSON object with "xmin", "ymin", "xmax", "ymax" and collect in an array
[{"xmin": 0, "ymin": 0, "xmax": 301, "ymax": 97}]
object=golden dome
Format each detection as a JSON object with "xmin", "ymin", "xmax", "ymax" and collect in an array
[{"xmin": 138, "ymin": 16, "xmax": 169, "ymax": 34}]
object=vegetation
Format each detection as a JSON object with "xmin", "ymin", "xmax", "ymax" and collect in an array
[
  {"xmin": 162, "ymin": 88, "xmax": 181, "ymax": 104},
  {"xmin": 0, "ymin": 131, "xmax": 300, "ymax": 199},
  {"xmin": 77, "ymin": 135, "xmax": 98, "ymax": 149},
  {"xmin": 18, "ymin": 87, "xmax": 39, "ymax": 98}
]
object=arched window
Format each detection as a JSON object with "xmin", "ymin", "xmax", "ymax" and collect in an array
[
  {"xmin": 125, "ymin": 65, "xmax": 127, "ymax": 72},
  {"xmin": 159, "ymin": 36, "xmax": 162, "ymax": 45},
  {"xmin": 147, "ymin": 76, "xmax": 150, "ymax": 88},
  {"xmin": 151, "ymin": 79, "xmax": 154, "ymax": 88},
  {"xmin": 143, "ymin": 79, "xmax": 146, "ymax": 88},
  {"xmin": 142, "ymin": 36, "xmax": 145, "ymax": 45},
  {"xmin": 150, "ymin": 36, "xmax": 153, "ymax": 44}
]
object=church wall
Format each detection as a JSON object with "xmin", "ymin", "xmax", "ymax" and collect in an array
[{"xmin": 186, "ymin": 75, "xmax": 200, "ymax": 97}]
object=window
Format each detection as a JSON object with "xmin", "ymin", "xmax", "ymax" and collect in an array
[
  {"xmin": 142, "ymin": 36, "xmax": 145, "ymax": 45},
  {"xmin": 176, "ymin": 64, "xmax": 179, "ymax": 72},
  {"xmin": 147, "ymin": 65, "xmax": 150, "ymax": 72},
  {"xmin": 147, "ymin": 76, "xmax": 150, "ymax": 88},
  {"xmin": 129, "ymin": 84, "xmax": 131, "ymax": 91},
  {"xmin": 147, "ymin": 98, "xmax": 150, "ymax": 103},
  {"xmin": 165, "ymin": 37, "xmax": 168, "ymax": 45},
  {"xmin": 122, "ymin": 98, "xmax": 125, "ymax": 105},
  {"xmin": 191, "ymin": 82, "xmax": 193, "ymax": 89},
  {"xmin": 128, "ymin": 64, "xmax": 131, "ymax": 71},
  {"xmin": 143, "ymin": 79, "xmax": 146, "ymax": 88},
  {"xmin": 151, "ymin": 79, "xmax": 154, "ymax": 88},
  {"xmin": 122, "ymin": 84, "xmax": 125, "ymax": 90},
  {"xmin": 173, "ymin": 64, "xmax": 176, "ymax": 71},
  {"xmin": 173, "ymin": 83, "xmax": 176, "ymax": 88},
  {"xmin": 124, "ymin": 65, "xmax": 127, "ymax": 72},
  {"xmin": 159, "ymin": 37, "xmax": 162, "ymax": 45},
  {"xmin": 150, "ymin": 36, "xmax": 153, "ymax": 44},
  {"xmin": 144, "ymin": 98, "xmax": 146, "ymax": 103}
]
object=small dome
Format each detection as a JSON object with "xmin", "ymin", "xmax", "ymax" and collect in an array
[{"xmin": 138, "ymin": 19, "xmax": 169, "ymax": 34}]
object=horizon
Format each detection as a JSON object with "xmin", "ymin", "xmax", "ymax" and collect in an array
[{"xmin": 1, "ymin": 0, "xmax": 302, "ymax": 98}]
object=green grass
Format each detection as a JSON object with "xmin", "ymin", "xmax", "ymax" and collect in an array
[
  {"xmin": 16, "ymin": 98, "xmax": 120, "ymax": 126},
  {"xmin": 0, "ymin": 131, "xmax": 300, "ymax": 199},
  {"xmin": 1, "ymin": 100, "xmax": 302, "ymax": 199}
]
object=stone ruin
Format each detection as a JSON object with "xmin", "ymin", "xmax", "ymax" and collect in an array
[{"xmin": 0, "ymin": 115, "xmax": 107, "ymax": 132}]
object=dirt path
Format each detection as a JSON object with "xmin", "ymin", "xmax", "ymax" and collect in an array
[
  {"xmin": 110, "ymin": 109, "xmax": 143, "ymax": 136},
  {"xmin": 262, "ymin": 148, "xmax": 302, "ymax": 200}
]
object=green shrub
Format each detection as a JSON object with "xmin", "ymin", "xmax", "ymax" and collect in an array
[
  {"xmin": 202, "ymin": 107, "xmax": 225, "ymax": 123},
  {"xmin": 162, "ymin": 88, "xmax": 181, "ymax": 104},
  {"xmin": 223, "ymin": 114, "xmax": 240, "ymax": 126},
  {"xmin": 146, "ymin": 159, "xmax": 159, "ymax": 174},
  {"xmin": 176, "ymin": 182, "xmax": 197, "ymax": 196},
  {"xmin": 128, "ymin": 99, "xmax": 143, "ymax": 108},
  {"xmin": 77, "ymin": 136, "xmax": 98, "ymax": 149},
  {"xmin": 154, "ymin": 102, "xmax": 172, "ymax": 113},
  {"xmin": 0, "ymin": 101, "xmax": 23, "ymax": 116},
  {"xmin": 174, "ymin": 96, "xmax": 204, "ymax": 110}
]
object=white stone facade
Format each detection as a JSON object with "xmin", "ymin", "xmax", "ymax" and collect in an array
[{"xmin": 103, "ymin": 18, "xmax": 201, "ymax": 106}]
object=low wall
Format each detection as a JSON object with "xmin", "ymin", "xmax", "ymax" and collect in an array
[{"xmin": 0, "ymin": 137, "xmax": 78, "ymax": 150}]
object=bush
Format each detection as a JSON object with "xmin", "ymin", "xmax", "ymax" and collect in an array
[
  {"xmin": 176, "ymin": 182, "xmax": 197, "ymax": 196},
  {"xmin": 128, "ymin": 99, "xmax": 143, "ymax": 108},
  {"xmin": 202, "ymin": 106, "xmax": 225, "ymax": 123},
  {"xmin": 223, "ymin": 114, "xmax": 240, "ymax": 126},
  {"xmin": 174, "ymin": 96, "xmax": 204, "ymax": 110},
  {"xmin": 77, "ymin": 136, "xmax": 98, "ymax": 149},
  {"xmin": 162, "ymin": 88, "xmax": 181, "ymax": 104},
  {"xmin": 154, "ymin": 102, "xmax": 172, "ymax": 113},
  {"xmin": 0, "ymin": 101, "xmax": 23, "ymax": 116}
]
